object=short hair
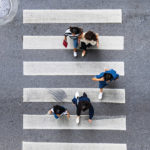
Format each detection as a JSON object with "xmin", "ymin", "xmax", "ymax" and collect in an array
[
  {"xmin": 104, "ymin": 73, "xmax": 113, "ymax": 81},
  {"xmin": 70, "ymin": 26, "xmax": 83, "ymax": 34},
  {"xmin": 53, "ymin": 105, "xmax": 65, "ymax": 114},
  {"xmin": 85, "ymin": 31, "xmax": 97, "ymax": 41}
]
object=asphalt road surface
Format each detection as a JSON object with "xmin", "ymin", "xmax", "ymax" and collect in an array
[{"xmin": 0, "ymin": 0, "xmax": 150, "ymax": 150}]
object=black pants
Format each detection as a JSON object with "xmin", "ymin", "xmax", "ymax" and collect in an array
[{"xmin": 80, "ymin": 42, "xmax": 92, "ymax": 51}]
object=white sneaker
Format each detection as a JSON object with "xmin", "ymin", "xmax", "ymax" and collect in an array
[
  {"xmin": 75, "ymin": 91, "xmax": 80, "ymax": 99},
  {"xmin": 98, "ymin": 92, "xmax": 103, "ymax": 100},
  {"xmin": 76, "ymin": 117, "xmax": 80, "ymax": 124},
  {"xmin": 73, "ymin": 51, "xmax": 77, "ymax": 57}
]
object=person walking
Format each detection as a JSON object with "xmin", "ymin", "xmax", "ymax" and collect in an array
[
  {"xmin": 48, "ymin": 105, "xmax": 70, "ymax": 119},
  {"xmin": 92, "ymin": 69, "xmax": 119, "ymax": 100},
  {"xmin": 64, "ymin": 26, "xmax": 83, "ymax": 57},
  {"xmin": 80, "ymin": 31, "xmax": 99, "ymax": 57},
  {"xmin": 72, "ymin": 92, "xmax": 94, "ymax": 124}
]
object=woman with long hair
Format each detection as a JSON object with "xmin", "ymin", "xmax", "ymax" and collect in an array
[{"xmin": 80, "ymin": 31, "xmax": 99, "ymax": 57}]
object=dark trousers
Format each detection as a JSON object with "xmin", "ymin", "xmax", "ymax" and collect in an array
[{"xmin": 80, "ymin": 42, "xmax": 92, "ymax": 51}]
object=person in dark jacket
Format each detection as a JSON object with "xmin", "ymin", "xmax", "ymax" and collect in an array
[
  {"xmin": 72, "ymin": 92, "xmax": 94, "ymax": 124},
  {"xmin": 48, "ymin": 105, "xmax": 70, "ymax": 119},
  {"xmin": 92, "ymin": 69, "xmax": 119, "ymax": 100}
]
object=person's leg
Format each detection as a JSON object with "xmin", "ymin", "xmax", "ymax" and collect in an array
[
  {"xmin": 73, "ymin": 38, "xmax": 78, "ymax": 57},
  {"xmin": 81, "ymin": 42, "xmax": 87, "ymax": 57},
  {"xmin": 82, "ymin": 49, "xmax": 86, "ymax": 57},
  {"xmin": 76, "ymin": 104, "xmax": 81, "ymax": 124},
  {"xmin": 100, "ymin": 88, "xmax": 103, "ymax": 93},
  {"xmin": 98, "ymin": 81, "xmax": 106, "ymax": 100},
  {"xmin": 76, "ymin": 116, "xmax": 80, "ymax": 124},
  {"xmin": 98, "ymin": 88, "xmax": 103, "ymax": 100}
]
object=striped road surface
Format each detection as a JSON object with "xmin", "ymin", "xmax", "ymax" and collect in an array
[
  {"xmin": 23, "ymin": 61, "xmax": 124, "ymax": 76},
  {"xmin": 23, "ymin": 142, "xmax": 127, "ymax": 150},
  {"xmin": 23, "ymin": 88, "xmax": 125, "ymax": 103},
  {"xmin": 23, "ymin": 115, "xmax": 126, "ymax": 130},
  {"xmin": 23, "ymin": 36, "xmax": 124, "ymax": 50},
  {"xmin": 22, "ymin": 7, "xmax": 126, "ymax": 150},
  {"xmin": 23, "ymin": 9, "xmax": 122, "ymax": 23}
]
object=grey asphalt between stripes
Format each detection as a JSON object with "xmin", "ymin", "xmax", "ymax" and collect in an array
[{"xmin": 0, "ymin": 0, "xmax": 150, "ymax": 150}]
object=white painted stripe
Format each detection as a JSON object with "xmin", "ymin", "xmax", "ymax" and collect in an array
[
  {"xmin": 23, "ymin": 61, "xmax": 124, "ymax": 76},
  {"xmin": 23, "ymin": 115, "xmax": 126, "ymax": 130},
  {"xmin": 23, "ymin": 88, "xmax": 125, "ymax": 103},
  {"xmin": 23, "ymin": 36, "xmax": 124, "ymax": 50},
  {"xmin": 23, "ymin": 9, "xmax": 122, "ymax": 23},
  {"xmin": 23, "ymin": 142, "xmax": 127, "ymax": 150}
]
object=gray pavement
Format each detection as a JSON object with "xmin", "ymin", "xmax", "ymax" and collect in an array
[{"xmin": 0, "ymin": 0, "xmax": 150, "ymax": 150}]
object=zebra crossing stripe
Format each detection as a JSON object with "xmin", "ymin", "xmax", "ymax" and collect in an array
[
  {"xmin": 23, "ymin": 36, "xmax": 124, "ymax": 50},
  {"xmin": 23, "ymin": 88, "xmax": 125, "ymax": 103},
  {"xmin": 23, "ymin": 115, "xmax": 126, "ymax": 130},
  {"xmin": 23, "ymin": 61, "xmax": 124, "ymax": 76},
  {"xmin": 23, "ymin": 9, "xmax": 122, "ymax": 23},
  {"xmin": 22, "ymin": 142, "xmax": 127, "ymax": 150}
]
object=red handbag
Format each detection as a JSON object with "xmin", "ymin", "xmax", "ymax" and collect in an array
[{"xmin": 63, "ymin": 40, "xmax": 68, "ymax": 48}]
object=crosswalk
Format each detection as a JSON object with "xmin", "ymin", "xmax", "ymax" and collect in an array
[
  {"xmin": 23, "ymin": 61, "xmax": 124, "ymax": 76},
  {"xmin": 23, "ymin": 36, "xmax": 124, "ymax": 50},
  {"xmin": 23, "ymin": 115, "xmax": 126, "ymax": 130},
  {"xmin": 22, "ymin": 8, "xmax": 126, "ymax": 150},
  {"xmin": 23, "ymin": 142, "xmax": 127, "ymax": 150},
  {"xmin": 23, "ymin": 88, "xmax": 125, "ymax": 103},
  {"xmin": 23, "ymin": 9, "xmax": 122, "ymax": 23}
]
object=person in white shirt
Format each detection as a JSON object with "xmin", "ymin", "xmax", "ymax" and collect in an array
[
  {"xmin": 64, "ymin": 26, "xmax": 83, "ymax": 57},
  {"xmin": 80, "ymin": 31, "xmax": 99, "ymax": 57}
]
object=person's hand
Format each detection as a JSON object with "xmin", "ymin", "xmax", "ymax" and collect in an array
[
  {"xmin": 67, "ymin": 113, "xmax": 70, "ymax": 119},
  {"xmin": 47, "ymin": 110, "xmax": 52, "ymax": 115},
  {"xmin": 78, "ymin": 39, "xmax": 80, "ymax": 44},
  {"xmin": 64, "ymin": 36, "xmax": 67, "ymax": 41},
  {"xmin": 92, "ymin": 77, "xmax": 96, "ymax": 81},
  {"xmin": 97, "ymin": 42, "xmax": 99, "ymax": 48},
  {"xmin": 88, "ymin": 119, "xmax": 92, "ymax": 123}
]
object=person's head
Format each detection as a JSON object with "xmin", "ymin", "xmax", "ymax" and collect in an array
[
  {"xmin": 78, "ymin": 101, "xmax": 91, "ymax": 112},
  {"xmin": 53, "ymin": 105, "xmax": 62, "ymax": 116},
  {"xmin": 85, "ymin": 31, "xmax": 97, "ymax": 41},
  {"xmin": 70, "ymin": 26, "xmax": 83, "ymax": 35},
  {"xmin": 104, "ymin": 73, "xmax": 113, "ymax": 81}
]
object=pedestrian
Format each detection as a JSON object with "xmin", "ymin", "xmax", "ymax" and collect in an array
[
  {"xmin": 92, "ymin": 69, "xmax": 119, "ymax": 100},
  {"xmin": 48, "ymin": 105, "xmax": 70, "ymax": 119},
  {"xmin": 72, "ymin": 92, "xmax": 94, "ymax": 124},
  {"xmin": 80, "ymin": 31, "xmax": 99, "ymax": 57},
  {"xmin": 64, "ymin": 26, "xmax": 83, "ymax": 57}
]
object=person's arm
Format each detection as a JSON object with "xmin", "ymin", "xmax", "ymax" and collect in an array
[
  {"xmin": 104, "ymin": 68, "xmax": 109, "ymax": 72},
  {"xmin": 96, "ymin": 34, "xmax": 99, "ymax": 48},
  {"xmin": 67, "ymin": 111, "xmax": 70, "ymax": 119},
  {"xmin": 92, "ymin": 77, "xmax": 104, "ymax": 81},
  {"xmin": 64, "ymin": 28, "xmax": 70, "ymax": 41},
  {"xmin": 64, "ymin": 36, "xmax": 67, "ymax": 41},
  {"xmin": 78, "ymin": 32, "xmax": 83, "ymax": 43},
  {"xmin": 47, "ymin": 109, "xmax": 53, "ymax": 115}
]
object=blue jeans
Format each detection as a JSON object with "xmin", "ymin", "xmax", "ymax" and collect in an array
[{"xmin": 73, "ymin": 38, "xmax": 78, "ymax": 49}]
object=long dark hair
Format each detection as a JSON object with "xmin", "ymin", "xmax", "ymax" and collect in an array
[
  {"xmin": 70, "ymin": 26, "xmax": 83, "ymax": 34},
  {"xmin": 85, "ymin": 31, "xmax": 97, "ymax": 41}
]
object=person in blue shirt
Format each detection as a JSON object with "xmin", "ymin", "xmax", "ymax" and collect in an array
[
  {"xmin": 48, "ymin": 105, "xmax": 70, "ymax": 119},
  {"xmin": 72, "ymin": 92, "xmax": 94, "ymax": 124},
  {"xmin": 92, "ymin": 69, "xmax": 119, "ymax": 100}
]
